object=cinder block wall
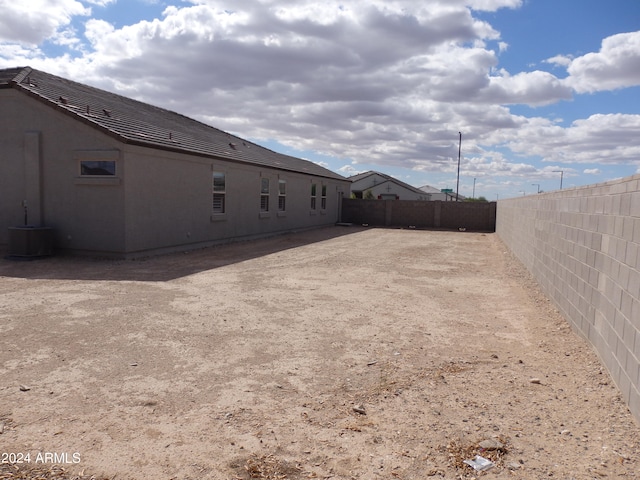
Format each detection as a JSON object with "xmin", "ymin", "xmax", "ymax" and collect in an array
[
  {"xmin": 496, "ymin": 175, "xmax": 640, "ymax": 421},
  {"xmin": 341, "ymin": 199, "xmax": 496, "ymax": 231}
]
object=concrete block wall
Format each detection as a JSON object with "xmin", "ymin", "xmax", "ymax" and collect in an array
[
  {"xmin": 496, "ymin": 174, "xmax": 640, "ymax": 421},
  {"xmin": 341, "ymin": 199, "xmax": 496, "ymax": 231}
]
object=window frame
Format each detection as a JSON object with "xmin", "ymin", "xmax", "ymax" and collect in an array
[
  {"xmin": 310, "ymin": 183, "xmax": 317, "ymax": 210},
  {"xmin": 260, "ymin": 177, "xmax": 270, "ymax": 212},
  {"xmin": 321, "ymin": 184, "xmax": 327, "ymax": 210},
  {"xmin": 74, "ymin": 150, "xmax": 121, "ymax": 186},
  {"xmin": 212, "ymin": 171, "xmax": 226, "ymax": 214},
  {"xmin": 278, "ymin": 179, "xmax": 286, "ymax": 212},
  {"xmin": 80, "ymin": 160, "xmax": 117, "ymax": 176}
]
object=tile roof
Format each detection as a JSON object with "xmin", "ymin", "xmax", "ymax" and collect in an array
[
  {"xmin": 1, "ymin": 67, "xmax": 346, "ymax": 181},
  {"xmin": 418, "ymin": 185, "xmax": 443, "ymax": 194},
  {"xmin": 346, "ymin": 171, "xmax": 377, "ymax": 182},
  {"xmin": 419, "ymin": 184, "xmax": 464, "ymax": 199},
  {"xmin": 349, "ymin": 170, "xmax": 427, "ymax": 195}
]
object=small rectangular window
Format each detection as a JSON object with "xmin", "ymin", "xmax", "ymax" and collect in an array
[
  {"xmin": 278, "ymin": 179, "xmax": 286, "ymax": 211},
  {"xmin": 80, "ymin": 160, "xmax": 116, "ymax": 176},
  {"xmin": 321, "ymin": 184, "xmax": 327, "ymax": 210},
  {"xmin": 310, "ymin": 183, "xmax": 317, "ymax": 210},
  {"xmin": 261, "ymin": 178, "xmax": 270, "ymax": 212},
  {"xmin": 213, "ymin": 172, "xmax": 226, "ymax": 214}
]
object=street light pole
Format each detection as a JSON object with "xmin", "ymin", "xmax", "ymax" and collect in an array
[
  {"xmin": 532, "ymin": 183, "xmax": 540, "ymax": 193},
  {"xmin": 472, "ymin": 177, "xmax": 476, "ymax": 199},
  {"xmin": 552, "ymin": 170, "xmax": 564, "ymax": 189},
  {"xmin": 456, "ymin": 132, "xmax": 461, "ymax": 201}
]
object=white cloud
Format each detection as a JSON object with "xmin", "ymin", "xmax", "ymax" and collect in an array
[
  {"xmin": 0, "ymin": 0, "xmax": 89, "ymax": 45},
  {"xmin": 466, "ymin": 0, "xmax": 523, "ymax": 12},
  {"xmin": 338, "ymin": 165, "xmax": 368, "ymax": 177},
  {"xmin": 480, "ymin": 70, "xmax": 573, "ymax": 106},
  {"xmin": 0, "ymin": 43, "xmax": 41, "ymax": 62},
  {"xmin": 566, "ymin": 31, "xmax": 640, "ymax": 93},
  {"xmin": 58, "ymin": 3, "xmax": 632, "ymax": 172},
  {"xmin": 544, "ymin": 54, "xmax": 572, "ymax": 68},
  {"xmin": 494, "ymin": 113, "xmax": 640, "ymax": 165},
  {"xmin": 584, "ymin": 168, "xmax": 601, "ymax": 175},
  {"xmin": 84, "ymin": 0, "xmax": 115, "ymax": 5},
  {"xmin": 1, "ymin": 0, "xmax": 639, "ymax": 186}
]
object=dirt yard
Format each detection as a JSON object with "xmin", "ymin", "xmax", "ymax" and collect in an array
[{"xmin": 1, "ymin": 227, "xmax": 639, "ymax": 480}]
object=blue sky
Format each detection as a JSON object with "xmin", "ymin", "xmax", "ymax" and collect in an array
[{"xmin": 1, "ymin": 1, "xmax": 639, "ymax": 199}]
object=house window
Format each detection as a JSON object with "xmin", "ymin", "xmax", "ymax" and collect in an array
[
  {"xmin": 379, "ymin": 193, "xmax": 398, "ymax": 200},
  {"xmin": 213, "ymin": 172, "xmax": 226, "ymax": 213},
  {"xmin": 321, "ymin": 184, "xmax": 327, "ymax": 210},
  {"xmin": 278, "ymin": 179, "xmax": 286, "ymax": 211},
  {"xmin": 80, "ymin": 160, "xmax": 116, "ymax": 176},
  {"xmin": 261, "ymin": 178, "xmax": 270, "ymax": 212},
  {"xmin": 310, "ymin": 183, "xmax": 317, "ymax": 210}
]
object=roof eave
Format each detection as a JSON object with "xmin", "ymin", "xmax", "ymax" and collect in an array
[{"xmin": 8, "ymin": 69, "xmax": 347, "ymax": 182}]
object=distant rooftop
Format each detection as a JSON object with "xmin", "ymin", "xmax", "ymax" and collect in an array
[{"xmin": 349, "ymin": 170, "xmax": 432, "ymax": 196}]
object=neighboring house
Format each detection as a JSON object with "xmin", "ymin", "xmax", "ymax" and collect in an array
[
  {"xmin": 349, "ymin": 171, "xmax": 431, "ymax": 200},
  {"xmin": 418, "ymin": 184, "xmax": 464, "ymax": 201},
  {"xmin": 0, "ymin": 67, "xmax": 350, "ymax": 257}
]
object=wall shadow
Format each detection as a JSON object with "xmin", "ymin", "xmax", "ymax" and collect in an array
[{"xmin": 0, "ymin": 225, "xmax": 365, "ymax": 282}]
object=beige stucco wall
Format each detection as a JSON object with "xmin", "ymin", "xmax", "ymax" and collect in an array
[
  {"xmin": 496, "ymin": 175, "xmax": 640, "ymax": 421},
  {"xmin": 0, "ymin": 89, "xmax": 127, "ymax": 252},
  {"xmin": 1, "ymin": 89, "xmax": 349, "ymax": 256},
  {"xmin": 122, "ymin": 145, "xmax": 347, "ymax": 255}
]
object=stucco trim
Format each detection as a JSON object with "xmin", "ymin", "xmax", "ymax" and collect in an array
[
  {"xmin": 73, "ymin": 177, "xmax": 121, "ymax": 186},
  {"xmin": 210, "ymin": 214, "xmax": 227, "ymax": 222}
]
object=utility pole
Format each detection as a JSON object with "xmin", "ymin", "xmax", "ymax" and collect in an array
[
  {"xmin": 552, "ymin": 170, "xmax": 564, "ymax": 189},
  {"xmin": 472, "ymin": 177, "xmax": 476, "ymax": 199},
  {"xmin": 456, "ymin": 132, "xmax": 461, "ymax": 201}
]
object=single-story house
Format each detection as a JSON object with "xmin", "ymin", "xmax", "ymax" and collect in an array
[
  {"xmin": 0, "ymin": 67, "xmax": 350, "ymax": 258},
  {"xmin": 418, "ymin": 184, "xmax": 463, "ymax": 201},
  {"xmin": 349, "ymin": 171, "xmax": 431, "ymax": 200}
]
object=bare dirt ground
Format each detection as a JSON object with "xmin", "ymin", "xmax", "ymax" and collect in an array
[{"xmin": 1, "ymin": 226, "xmax": 639, "ymax": 480}]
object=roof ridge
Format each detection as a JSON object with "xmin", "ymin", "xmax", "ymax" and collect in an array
[
  {"xmin": 350, "ymin": 170, "xmax": 424, "ymax": 193},
  {"xmin": 4, "ymin": 67, "xmax": 345, "ymax": 181},
  {"xmin": 35, "ymin": 70, "xmax": 312, "ymax": 164},
  {"xmin": 0, "ymin": 66, "xmax": 30, "ymax": 86},
  {"xmin": 12, "ymin": 66, "xmax": 33, "ymax": 85}
]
